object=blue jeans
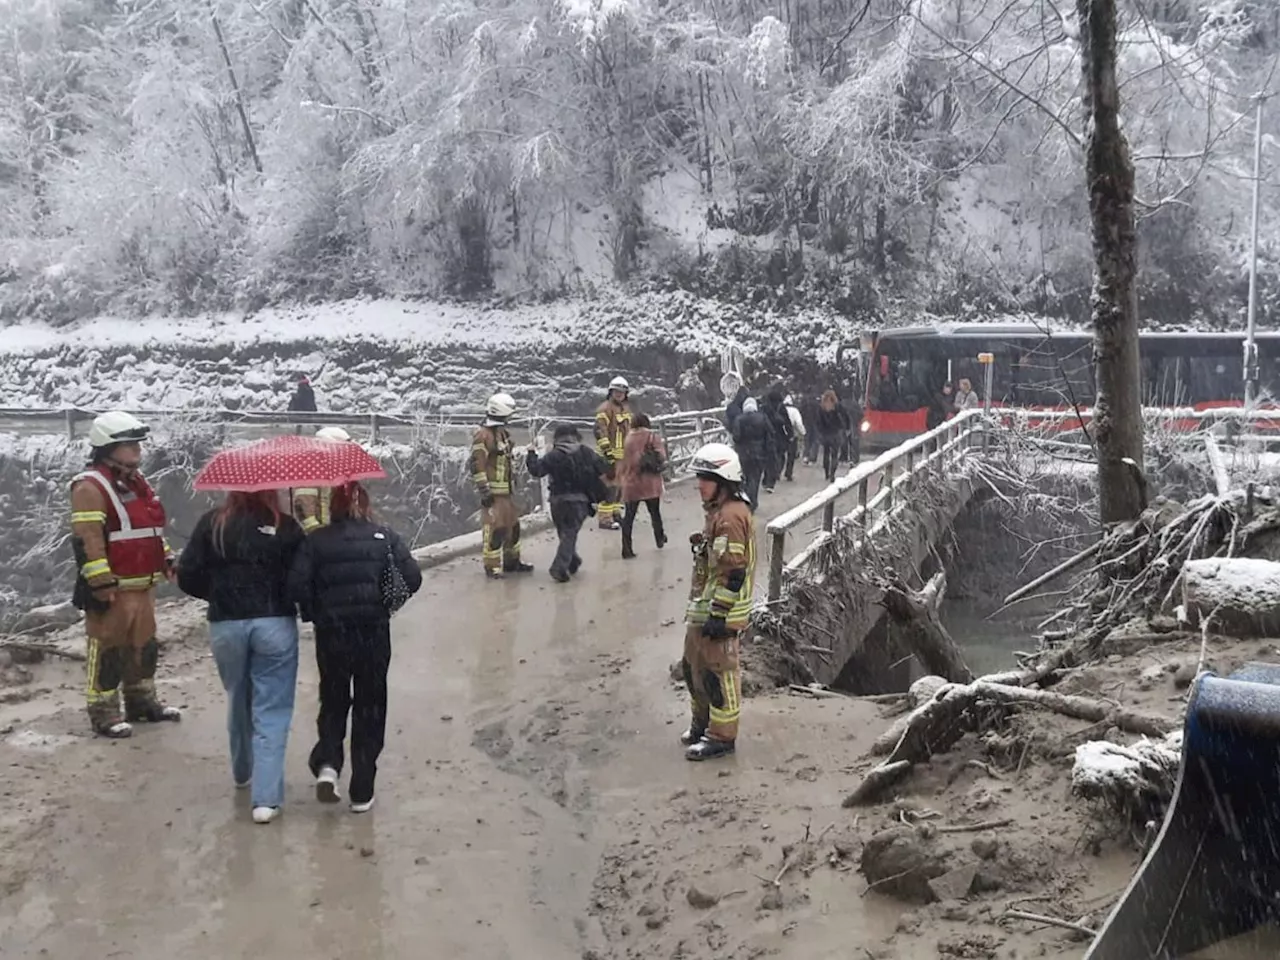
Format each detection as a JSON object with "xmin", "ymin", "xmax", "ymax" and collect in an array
[{"xmin": 208, "ymin": 617, "xmax": 299, "ymax": 808}]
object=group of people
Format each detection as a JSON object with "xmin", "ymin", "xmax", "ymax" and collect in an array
[
  {"xmin": 70, "ymin": 411, "xmax": 423, "ymax": 824},
  {"xmin": 724, "ymin": 383, "xmax": 863, "ymax": 498},
  {"xmin": 926, "ymin": 377, "xmax": 983, "ymax": 429},
  {"xmin": 68, "ymin": 383, "xmax": 756, "ymax": 831}
]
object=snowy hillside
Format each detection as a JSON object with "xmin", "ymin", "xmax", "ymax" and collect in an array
[{"xmin": 0, "ymin": 290, "xmax": 858, "ymax": 415}]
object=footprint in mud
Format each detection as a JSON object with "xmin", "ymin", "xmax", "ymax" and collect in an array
[{"xmin": 472, "ymin": 720, "xmax": 514, "ymax": 760}]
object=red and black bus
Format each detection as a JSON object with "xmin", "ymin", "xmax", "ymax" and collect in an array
[{"xmin": 859, "ymin": 322, "xmax": 1280, "ymax": 450}]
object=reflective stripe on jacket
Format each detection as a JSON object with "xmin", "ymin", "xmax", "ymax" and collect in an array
[
  {"xmin": 594, "ymin": 400, "xmax": 632, "ymax": 462},
  {"xmin": 70, "ymin": 466, "xmax": 169, "ymax": 589},
  {"xmin": 471, "ymin": 425, "xmax": 514, "ymax": 496},
  {"xmin": 686, "ymin": 497, "xmax": 755, "ymax": 629},
  {"xmin": 293, "ymin": 487, "xmax": 330, "ymax": 532}
]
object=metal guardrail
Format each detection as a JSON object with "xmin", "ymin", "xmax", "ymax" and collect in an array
[{"xmin": 763, "ymin": 408, "xmax": 985, "ymax": 602}]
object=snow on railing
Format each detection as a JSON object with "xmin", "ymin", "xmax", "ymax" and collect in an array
[{"xmin": 763, "ymin": 409, "xmax": 985, "ymax": 602}]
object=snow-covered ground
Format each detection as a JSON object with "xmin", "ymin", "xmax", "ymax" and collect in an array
[{"xmin": 0, "ymin": 289, "xmax": 853, "ymax": 415}]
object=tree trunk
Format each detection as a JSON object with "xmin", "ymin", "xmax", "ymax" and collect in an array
[
  {"xmin": 1078, "ymin": 0, "xmax": 1144, "ymax": 523},
  {"xmin": 880, "ymin": 572, "xmax": 973, "ymax": 684}
]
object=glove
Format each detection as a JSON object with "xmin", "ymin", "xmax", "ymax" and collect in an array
[
  {"xmin": 702, "ymin": 616, "xmax": 730, "ymax": 640},
  {"xmin": 480, "ymin": 491, "xmax": 495, "ymax": 509},
  {"xmin": 689, "ymin": 532, "xmax": 705, "ymax": 546}
]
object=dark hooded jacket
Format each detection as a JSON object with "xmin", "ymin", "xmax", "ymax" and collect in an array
[
  {"xmin": 287, "ymin": 518, "xmax": 422, "ymax": 625},
  {"xmin": 762, "ymin": 388, "xmax": 794, "ymax": 445},
  {"xmin": 527, "ymin": 436, "xmax": 610, "ymax": 502},
  {"xmin": 731, "ymin": 407, "xmax": 777, "ymax": 466},
  {"xmin": 725, "ymin": 385, "xmax": 750, "ymax": 432}
]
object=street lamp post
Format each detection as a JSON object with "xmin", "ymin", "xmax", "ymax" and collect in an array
[{"xmin": 1245, "ymin": 93, "xmax": 1266, "ymax": 408}]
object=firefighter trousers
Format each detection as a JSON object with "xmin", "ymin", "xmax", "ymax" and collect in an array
[
  {"xmin": 482, "ymin": 495, "xmax": 522, "ymax": 573},
  {"xmin": 84, "ymin": 588, "xmax": 168, "ymax": 731},
  {"xmin": 681, "ymin": 624, "xmax": 742, "ymax": 743},
  {"xmin": 598, "ymin": 465, "xmax": 621, "ymax": 527}
]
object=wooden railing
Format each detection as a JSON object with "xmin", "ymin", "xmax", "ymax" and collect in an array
[{"xmin": 763, "ymin": 409, "xmax": 985, "ymax": 602}]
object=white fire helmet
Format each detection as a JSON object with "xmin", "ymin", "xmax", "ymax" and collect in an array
[
  {"xmin": 690, "ymin": 442, "xmax": 743, "ymax": 484},
  {"xmin": 88, "ymin": 411, "xmax": 149, "ymax": 449},
  {"xmin": 609, "ymin": 376, "xmax": 630, "ymax": 394},
  {"xmin": 486, "ymin": 392, "xmax": 517, "ymax": 421},
  {"xmin": 316, "ymin": 426, "xmax": 351, "ymax": 442}
]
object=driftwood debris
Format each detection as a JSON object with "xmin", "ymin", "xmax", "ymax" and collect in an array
[
  {"xmin": 880, "ymin": 571, "xmax": 973, "ymax": 684},
  {"xmin": 0, "ymin": 638, "xmax": 87, "ymax": 662},
  {"xmin": 1179, "ymin": 557, "xmax": 1280, "ymax": 638},
  {"xmin": 844, "ymin": 678, "xmax": 1175, "ymax": 806},
  {"xmin": 1002, "ymin": 539, "xmax": 1103, "ymax": 607}
]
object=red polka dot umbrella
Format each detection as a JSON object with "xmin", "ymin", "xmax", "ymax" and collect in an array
[{"xmin": 193, "ymin": 435, "xmax": 387, "ymax": 492}]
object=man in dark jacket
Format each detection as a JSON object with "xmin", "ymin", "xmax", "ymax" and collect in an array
[
  {"xmin": 527, "ymin": 423, "xmax": 611, "ymax": 582},
  {"xmin": 288, "ymin": 376, "xmax": 317, "ymax": 412},
  {"xmin": 760, "ymin": 387, "xmax": 793, "ymax": 490},
  {"xmin": 728, "ymin": 398, "xmax": 774, "ymax": 511},
  {"xmin": 724, "ymin": 384, "xmax": 749, "ymax": 433}
]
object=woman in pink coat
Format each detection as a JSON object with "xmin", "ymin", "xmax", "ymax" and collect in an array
[{"xmin": 618, "ymin": 413, "xmax": 667, "ymax": 559}]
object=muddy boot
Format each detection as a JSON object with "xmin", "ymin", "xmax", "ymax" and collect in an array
[
  {"xmin": 550, "ymin": 568, "xmax": 570, "ymax": 583},
  {"xmin": 93, "ymin": 718, "xmax": 134, "ymax": 739},
  {"xmin": 504, "ymin": 560, "xmax": 535, "ymax": 574},
  {"xmin": 568, "ymin": 555, "xmax": 582, "ymax": 575},
  {"xmin": 485, "ymin": 568, "xmax": 505, "ymax": 580},
  {"xmin": 685, "ymin": 738, "xmax": 736, "ymax": 761},
  {"xmin": 87, "ymin": 643, "xmax": 131, "ymax": 738},
  {"xmin": 124, "ymin": 684, "xmax": 182, "ymax": 723},
  {"xmin": 679, "ymin": 724, "xmax": 707, "ymax": 747}
]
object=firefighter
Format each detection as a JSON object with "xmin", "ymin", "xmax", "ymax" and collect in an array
[
  {"xmin": 293, "ymin": 425, "xmax": 351, "ymax": 532},
  {"xmin": 594, "ymin": 375, "xmax": 633, "ymax": 530},
  {"xmin": 680, "ymin": 442, "xmax": 755, "ymax": 761},
  {"xmin": 70, "ymin": 411, "xmax": 181, "ymax": 738},
  {"xmin": 472, "ymin": 392, "xmax": 534, "ymax": 579}
]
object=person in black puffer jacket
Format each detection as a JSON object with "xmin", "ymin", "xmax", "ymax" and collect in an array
[
  {"xmin": 526, "ymin": 423, "xmax": 610, "ymax": 582},
  {"xmin": 729, "ymin": 398, "xmax": 775, "ymax": 511},
  {"xmin": 287, "ymin": 482, "xmax": 422, "ymax": 813},
  {"xmin": 178, "ymin": 490, "xmax": 305, "ymax": 824}
]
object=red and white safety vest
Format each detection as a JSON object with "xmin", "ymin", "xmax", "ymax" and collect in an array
[{"xmin": 72, "ymin": 466, "xmax": 169, "ymax": 587}]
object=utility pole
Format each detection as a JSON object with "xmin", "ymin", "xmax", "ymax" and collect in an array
[{"xmin": 1245, "ymin": 93, "xmax": 1265, "ymax": 408}]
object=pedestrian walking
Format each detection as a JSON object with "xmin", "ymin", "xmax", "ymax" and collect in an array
[
  {"xmin": 760, "ymin": 387, "xmax": 793, "ymax": 492},
  {"xmin": 288, "ymin": 376, "xmax": 317, "ymax": 412},
  {"xmin": 783, "ymin": 394, "xmax": 805, "ymax": 480},
  {"xmin": 618, "ymin": 412, "xmax": 667, "ymax": 559},
  {"xmin": 69, "ymin": 411, "xmax": 182, "ymax": 738},
  {"xmin": 526, "ymin": 423, "xmax": 611, "ymax": 582},
  {"xmin": 679, "ymin": 443, "xmax": 756, "ymax": 761},
  {"xmin": 292, "ymin": 425, "xmax": 352, "ymax": 533},
  {"xmin": 816, "ymin": 391, "xmax": 844, "ymax": 482},
  {"xmin": 178, "ymin": 491, "xmax": 305, "ymax": 824},
  {"xmin": 728, "ymin": 397, "xmax": 774, "ymax": 510},
  {"xmin": 287, "ymin": 482, "xmax": 423, "ymax": 813}
]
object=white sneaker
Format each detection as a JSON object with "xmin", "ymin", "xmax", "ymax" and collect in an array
[
  {"xmin": 252, "ymin": 806, "xmax": 279, "ymax": 824},
  {"xmin": 315, "ymin": 766, "xmax": 341, "ymax": 804},
  {"xmin": 350, "ymin": 797, "xmax": 375, "ymax": 814}
]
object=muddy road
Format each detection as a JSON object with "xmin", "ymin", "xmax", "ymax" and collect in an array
[{"xmin": 1, "ymin": 472, "xmax": 890, "ymax": 960}]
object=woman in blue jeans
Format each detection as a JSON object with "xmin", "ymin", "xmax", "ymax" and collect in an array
[{"xmin": 178, "ymin": 490, "xmax": 304, "ymax": 824}]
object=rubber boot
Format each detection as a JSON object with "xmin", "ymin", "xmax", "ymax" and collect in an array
[
  {"xmin": 685, "ymin": 738, "xmax": 736, "ymax": 761},
  {"xmin": 504, "ymin": 560, "xmax": 535, "ymax": 574},
  {"xmin": 679, "ymin": 724, "xmax": 707, "ymax": 747}
]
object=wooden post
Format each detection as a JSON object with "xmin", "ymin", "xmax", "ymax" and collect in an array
[
  {"xmin": 883, "ymin": 460, "xmax": 895, "ymax": 513},
  {"xmin": 767, "ymin": 529, "xmax": 786, "ymax": 602},
  {"xmin": 904, "ymin": 449, "xmax": 915, "ymax": 497},
  {"xmin": 65, "ymin": 409, "xmax": 77, "ymax": 444},
  {"xmin": 369, "ymin": 413, "xmax": 380, "ymax": 442},
  {"xmin": 659, "ymin": 421, "xmax": 673, "ymax": 480},
  {"xmin": 822, "ymin": 500, "xmax": 835, "ymax": 532},
  {"xmin": 858, "ymin": 477, "xmax": 869, "ymax": 529}
]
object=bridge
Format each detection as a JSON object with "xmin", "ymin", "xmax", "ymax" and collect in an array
[{"xmin": 4, "ymin": 401, "xmax": 1269, "ymax": 957}]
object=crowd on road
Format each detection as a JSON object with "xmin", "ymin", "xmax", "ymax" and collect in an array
[{"xmin": 63, "ymin": 375, "xmax": 779, "ymax": 826}]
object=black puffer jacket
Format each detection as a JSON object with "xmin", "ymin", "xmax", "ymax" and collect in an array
[
  {"xmin": 178, "ymin": 506, "xmax": 304, "ymax": 622},
  {"xmin": 731, "ymin": 410, "xmax": 777, "ymax": 465},
  {"xmin": 287, "ymin": 518, "xmax": 423, "ymax": 625}
]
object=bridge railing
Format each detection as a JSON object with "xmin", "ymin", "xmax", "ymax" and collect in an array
[{"xmin": 763, "ymin": 408, "xmax": 985, "ymax": 602}]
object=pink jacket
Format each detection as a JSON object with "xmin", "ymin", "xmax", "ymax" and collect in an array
[{"xmin": 619, "ymin": 427, "xmax": 666, "ymax": 503}]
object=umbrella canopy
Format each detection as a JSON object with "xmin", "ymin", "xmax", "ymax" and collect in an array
[{"xmin": 193, "ymin": 435, "xmax": 387, "ymax": 492}]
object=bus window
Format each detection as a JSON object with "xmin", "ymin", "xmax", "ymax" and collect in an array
[
  {"xmin": 1186, "ymin": 354, "xmax": 1242, "ymax": 404},
  {"xmin": 1056, "ymin": 340, "xmax": 1095, "ymax": 404},
  {"xmin": 869, "ymin": 340, "xmax": 948, "ymax": 411},
  {"xmin": 1008, "ymin": 341, "xmax": 1061, "ymax": 405},
  {"xmin": 1142, "ymin": 355, "xmax": 1182, "ymax": 406},
  {"xmin": 1258, "ymin": 341, "xmax": 1280, "ymax": 404}
]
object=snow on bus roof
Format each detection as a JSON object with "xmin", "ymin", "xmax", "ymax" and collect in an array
[{"xmin": 879, "ymin": 322, "xmax": 1280, "ymax": 340}]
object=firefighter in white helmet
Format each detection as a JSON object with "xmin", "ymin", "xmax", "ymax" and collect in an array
[
  {"xmin": 293, "ymin": 425, "xmax": 352, "ymax": 533},
  {"xmin": 679, "ymin": 442, "xmax": 755, "ymax": 761},
  {"xmin": 471, "ymin": 392, "xmax": 534, "ymax": 578},
  {"xmin": 593, "ymin": 376, "xmax": 633, "ymax": 529},
  {"xmin": 70, "ymin": 411, "xmax": 181, "ymax": 737}
]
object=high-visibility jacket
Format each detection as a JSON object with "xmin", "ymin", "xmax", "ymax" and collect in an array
[
  {"xmin": 471, "ymin": 425, "xmax": 514, "ymax": 497},
  {"xmin": 70, "ymin": 465, "xmax": 171, "ymax": 591},
  {"xmin": 594, "ymin": 399, "xmax": 632, "ymax": 463},
  {"xmin": 686, "ymin": 496, "xmax": 755, "ymax": 630},
  {"xmin": 293, "ymin": 486, "xmax": 330, "ymax": 532}
]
